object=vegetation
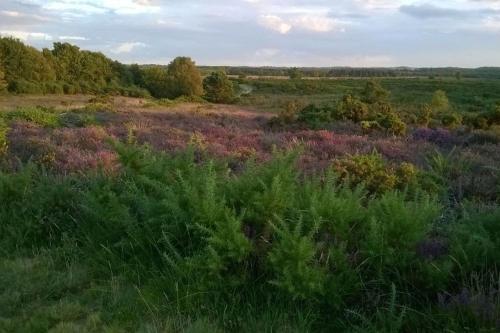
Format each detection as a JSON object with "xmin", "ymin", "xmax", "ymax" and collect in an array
[
  {"xmin": 0, "ymin": 39, "xmax": 500, "ymax": 332},
  {"xmin": 203, "ymin": 71, "xmax": 235, "ymax": 103}
]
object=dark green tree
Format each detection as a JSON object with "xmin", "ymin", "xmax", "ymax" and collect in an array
[
  {"xmin": 142, "ymin": 66, "xmax": 170, "ymax": 98},
  {"xmin": 203, "ymin": 71, "xmax": 235, "ymax": 103},
  {"xmin": 166, "ymin": 57, "xmax": 203, "ymax": 98}
]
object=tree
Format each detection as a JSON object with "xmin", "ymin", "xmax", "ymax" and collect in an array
[
  {"xmin": 203, "ymin": 71, "xmax": 235, "ymax": 103},
  {"xmin": 166, "ymin": 57, "xmax": 203, "ymax": 98},
  {"xmin": 142, "ymin": 66, "xmax": 170, "ymax": 98},
  {"xmin": 288, "ymin": 67, "xmax": 302, "ymax": 80},
  {"xmin": 431, "ymin": 90, "xmax": 449, "ymax": 111},
  {"xmin": 0, "ymin": 66, "xmax": 7, "ymax": 93},
  {"xmin": 361, "ymin": 80, "xmax": 389, "ymax": 104}
]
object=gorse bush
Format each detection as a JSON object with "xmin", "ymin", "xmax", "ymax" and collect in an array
[{"xmin": 332, "ymin": 151, "xmax": 418, "ymax": 194}]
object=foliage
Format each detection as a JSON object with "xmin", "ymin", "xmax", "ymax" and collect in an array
[
  {"xmin": 203, "ymin": 71, "xmax": 235, "ymax": 103},
  {"xmin": 0, "ymin": 66, "xmax": 7, "ymax": 93},
  {"xmin": 288, "ymin": 67, "xmax": 303, "ymax": 80},
  {"xmin": 166, "ymin": 56, "xmax": 203, "ymax": 98},
  {"xmin": 333, "ymin": 151, "xmax": 418, "ymax": 194},
  {"xmin": 361, "ymin": 80, "xmax": 390, "ymax": 104},
  {"xmin": 338, "ymin": 94, "xmax": 369, "ymax": 122},
  {"xmin": 0, "ymin": 141, "xmax": 499, "ymax": 331},
  {"xmin": 296, "ymin": 104, "xmax": 333, "ymax": 128},
  {"xmin": 431, "ymin": 89, "xmax": 450, "ymax": 112}
]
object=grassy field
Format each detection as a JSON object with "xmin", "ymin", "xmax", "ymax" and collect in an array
[
  {"xmin": 238, "ymin": 78, "xmax": 500, "ymax": 113},
  {"xmin": 0, "ymin": 79, "xmax": 499, "ymax": 332}
]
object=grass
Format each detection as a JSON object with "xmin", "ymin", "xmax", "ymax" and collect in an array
[{"xmin": 238, "ymin": 78, "xmax": 500, "ymax": 113}]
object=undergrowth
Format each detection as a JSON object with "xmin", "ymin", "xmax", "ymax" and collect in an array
[{"xmin": 0, "ymin": 143, "xmax": 499, "ymax": 331}]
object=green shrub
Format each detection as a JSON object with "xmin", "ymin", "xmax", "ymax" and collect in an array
[
  {"xmin": 0, "ymin": 118, "xmax": 8, "ymax": 156},
  {"xmin": 440, "ymin": 111, "xmax": 462, "ymax": 128},
  {"xmin": 361, "ymin": 80, "xmax": 390, "ymax": 104},
  {"xmin": 203, "ymin": 71, "xmax": 235, "ymax": 103},
  {"xmin": 333, "ymin": 152, "xmax": 417, "ymax": 194},
  {"xmin": 8, "ymin": 79, "xmax": 45, "ymax": 94},
  {"xmin": 339, "ymin": 94, "xmax": 369, "ymax": 122},
  {"xmin": 450, "ymin": 206, "xmax": 500, "ymax": 273},
  {"xmin": 296, "ymin": 104, "xmax": 332, "ymax": 128},
  {"xmin": 2, "ymin": 106, "xmax": 60, "ymax": 127}
]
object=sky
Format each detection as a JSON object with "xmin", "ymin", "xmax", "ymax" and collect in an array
[{"xmin": 0, "ymin": 0, "xmax": 499, "ymax": 67}]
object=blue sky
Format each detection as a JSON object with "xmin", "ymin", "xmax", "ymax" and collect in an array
[{"xmin": 1, "ymin": 0, "xmax": 499, "ymax": 67}]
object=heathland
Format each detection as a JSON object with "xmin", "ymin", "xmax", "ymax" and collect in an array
[{"xmin": 0, "ymin": 38, "xmax": 499, "ymax": 332}]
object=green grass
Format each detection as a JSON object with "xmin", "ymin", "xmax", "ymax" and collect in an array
[{"xmin": 238, "ymin": 78, "xmax": 500, "ymax": 113}]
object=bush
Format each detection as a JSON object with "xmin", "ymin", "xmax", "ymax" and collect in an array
[
  {"xmin": 2, "ymin": 106, "xmax": 60, "ymax": 128},
  {"xmin": 440, "ymin": 111, "xmax": 462, "ymax": 128},
  {"xmin": 361, "ymin": 80, "xmax": 389, "ymax": 104},
  {"xmin": 296, "ymin": 104, "xmax": 333, "ymax": 128},
  {"xmin": 269, "ymin": 100, "xmax": 303, "ymax": 126},
  {"xmin": 8, "ymin": 79, "xmax": 45, "ymax": 94},
  {"xmin": 333, "ymin": 151, "xmax": 417, "ymax": 194},
  {"xmin": 338, "ymin": 94, "xmax": 369, "ymax": 122},
  {"xmin": 203, "ymin": 71, "xmax": 235, "ymax": 103},
  {"xmin": 431, "ymin": 90, "xmax": 450, "ymax": 112}
]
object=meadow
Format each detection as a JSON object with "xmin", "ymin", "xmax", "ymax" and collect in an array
[{"xmin": 0, "ymin": 74, "xmax": 499, "ymax": 332}]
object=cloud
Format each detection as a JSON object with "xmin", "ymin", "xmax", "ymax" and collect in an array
[
  {"xmin": 0, "ymin": 30, "xmax": 52, "ymax": 41},
  {"xmin": 291, "ymin": 15, "xmax": 342, "ymax": 32},
  {"xmin": 258, "ymin": 13, "xmax": 344, "ymax": 33},
  {"xmin": 112, "ymin": 42, "xmax": 147, "ymax": 54},
  {"xmin": 35, "ymin": 0, "xmax": 160, "ymax": 16},
  {"xmin": 400, "ymin": 4, "xmax": 475, "ymax": 19},
  {"xmin": 258, "ymin": 15, "xmax": 292, "ymax": 34},
  {"xmin": 59, "ymin": 35, "xmax": 88, "ymax": 41}
]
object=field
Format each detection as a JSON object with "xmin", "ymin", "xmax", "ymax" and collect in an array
[{"xmin": 1, "ymin": 77, "xmax": 500, "ymax": 332}]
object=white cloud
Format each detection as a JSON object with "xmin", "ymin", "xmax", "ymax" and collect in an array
[
  {"xmin": 112, "ymin": 42, "xmax": 147, "ymax": 53},
  {"xmin": 291, "ymin": 15, "xmax": 342, "ymax": 32},
  {"xmin": 59, "ymin": 35, "xmax": 88, "ymax": 40},
  {"xmin": 1, "ymin": 10, "xmax": 21, "ymax": 17},
  {"xmin": 37, "ymin": 0, "xmax": 160, "ymax": 16},
  {"xmin": 258, "ymin": 15, "xmax": 292, "ymax": 34},
  {"xmin": 258, "ymin": 13, "xmax": 344, "ymax": 33},
  {"xmin": 0, "ymin": 30, "xmax": 53, "ymax": 41},
  {"xmin": 480, "ymin": 16, "xmax": 500, "ymax": 32}
]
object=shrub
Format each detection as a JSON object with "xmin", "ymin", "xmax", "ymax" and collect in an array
[
  {"xmin": 2, "ymin": 106, "xmax": 60, "ymax": 128},
  {"xmin": 0, "ymin": 67, "xmax": 7, "ymax": 93},
  {"xmin": 339, "ymin": 94, "xmax": 369, "ymax": 122},
  {"xmin": 333, "ymin": 151, "xmax": 417, "ymax": 194},
  {"xmin": 296, "ymin": 104, "xmax": 332, "ymax": 128},
  {"xmin": 378, "ymin": 112, "xmax": 407, "ymax": 136},
  {"xmin": 203, "ymin": 71, "xmax": 235, "ymax": 103},
  {"xmin": 8, "ymin": 79, "xmax": 45, "ymax": 94},
  {"xmin": 361, "ymin": 80, "xmax": 389, "ymax": 104},
  {"xmin": 440, "ymin": 111, "xmax": 462, "ymax": 128},
  {"xmin": 0, "ymin": 118, "xmax": 8, "ymax": 156},
  {"xmin": 450, "ymin": 206, "xmax": 500, "ymax": 273},
  {"xmin": 431, "ymin": 90, "xmax": 450, "ymax": 112},
  {"xmin": 269, "ymin": 100, "xmax": 303, "ymax": 126}
]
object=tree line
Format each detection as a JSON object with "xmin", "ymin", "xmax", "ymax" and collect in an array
[{"xmin": 0, "ymin": 37, "xmax": 236, "ymax": 103}]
